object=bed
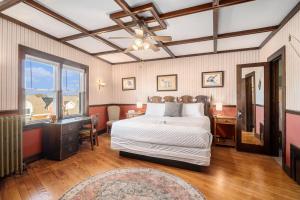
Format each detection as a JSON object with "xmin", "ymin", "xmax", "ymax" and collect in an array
[{"xmin": 111, "ymin": 95, "xmax": 212, "ymax": 168}]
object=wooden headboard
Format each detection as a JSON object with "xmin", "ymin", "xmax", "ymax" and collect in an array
[{"xmin": 148, "ymin": 95, "xmax": 211, "ymax": 117}]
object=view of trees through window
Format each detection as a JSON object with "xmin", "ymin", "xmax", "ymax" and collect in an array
[{"xmin": 24, "ymin": 56, "xmax": 85, "ymax": 122}]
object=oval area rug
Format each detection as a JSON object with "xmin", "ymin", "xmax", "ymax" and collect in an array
[{"xmin": 60, "ymin": 168, "xmax": 206, "ymax": 200}]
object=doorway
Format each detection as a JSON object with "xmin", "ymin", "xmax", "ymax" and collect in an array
[{"xmin": 268, "ymin": 47, "xmax": 286, "ymax": 168}]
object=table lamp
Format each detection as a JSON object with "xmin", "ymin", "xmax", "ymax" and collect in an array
[{"xmin": 216, "ymin": 102, "xmax": 223, "ymax": 116}]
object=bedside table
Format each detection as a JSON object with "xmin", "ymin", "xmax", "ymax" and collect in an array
[
  {"xmin": 126, "ymin": 112, "xmax": 145, "ymax": 119},
  {"xmin": 213, "ymin": 115, "xmax": 237, "ymax": 147}
]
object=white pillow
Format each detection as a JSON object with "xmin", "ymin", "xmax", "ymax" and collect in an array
[
  {"xmin": 182, "ymin": 103, "xmax": 204, "ymax": 117},
  {"xmin": 145, "ymin": 103, "xmax": 165, "ymax": 117}
]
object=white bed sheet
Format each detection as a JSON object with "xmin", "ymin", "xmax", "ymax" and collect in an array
[{"xmin": 111, "ymin": 115, "xmax": 212, "ymax": 149}]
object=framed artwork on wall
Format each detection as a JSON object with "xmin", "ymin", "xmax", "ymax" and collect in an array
[
  {"xmin": 202, "ymin": 71, "xmax": 224, "ymax": 88},
  {"xmin": 122, "ymin": 77, "xmax": 136, "ymax": 91},
  {"xmin": 157, "ymin": 74, "xmax": 177, "ymax": 91}
]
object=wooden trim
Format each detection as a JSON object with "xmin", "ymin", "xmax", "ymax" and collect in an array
[
  {"xmin": 0, "ymin": 110, "xmax": 19, "ymax": 115},
  {"xmin": 89, "ymin": 104, "xmax": 112, "ymax": 108},
  {"xmin": 260, "ymin": 1, "xmax": 300, "ymax": 48},
  {"xmin": 112, "ymin": 47, "xmax": 259, "ymax": 65},
  {"xmin": 213, "ymin": 0, "xmax": 220, "ymax": 53},
  {"xmin": 0, "ymin": 0, "xmax": 21, "ymax": 12},
  {"xmin": 23, "ymin": 153, "xmax": 44, "ymax": 165},
  {"xmin": 267, "ymin": 46, "xmax": 287, "ymax": 171},
  {"xmin": 286, "ymin": 109, "xmax": 300, "ymax": 115},
  {"xmin": 157, "ymin": 74, "xmax": 178, "ymax": 92},
  {"xmin": 218, "ymin": 26, "xmax": 279, "ymax": 39}
]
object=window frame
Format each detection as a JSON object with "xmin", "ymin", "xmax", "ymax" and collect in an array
[{"xmin": 19, "ymin": 45, "xmax": 89, "ymax": 125}]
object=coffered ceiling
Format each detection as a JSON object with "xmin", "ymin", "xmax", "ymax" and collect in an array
[{"xmin": 0, "ymin": 0, "xmax": 299, "ymax": 65}]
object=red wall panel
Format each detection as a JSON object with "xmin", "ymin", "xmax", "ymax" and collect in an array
[
  {"xmin": 89, "ymin": 105, "xmax": 108, "ymax": 131},
  {"xmin": 23, "ymin": 128, "xmax": 43, "ymax": 160},
  {"xmin": 286, "ymin": 113, "xmax": 300, "ymax": 166}
]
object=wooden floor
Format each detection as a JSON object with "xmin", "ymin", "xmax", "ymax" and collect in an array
[{"xmin": 1, "ymin": 134, "xmax": 300, "ymax": 200}]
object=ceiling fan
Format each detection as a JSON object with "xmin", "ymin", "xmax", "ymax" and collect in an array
[{"xmin": 108, "ymin": 26, "xmax": 172, "ymax": 53}]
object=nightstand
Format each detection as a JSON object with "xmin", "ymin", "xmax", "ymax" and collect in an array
[
  {"xmin": 126, "ymin": 111, "xmax": 145, "ymax": 119},
  {"xmin": 213, "ymin": 115, "xmax": 237, "ymax": 147}
]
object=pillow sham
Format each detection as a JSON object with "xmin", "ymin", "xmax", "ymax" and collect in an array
[
  {"xmin": 164, "ymin": 102, "xmax": 182, "ymax": 117},
  {"xmin": 182, "ymin": 103, "xmax": 204, "ymax": 117},
  {"xmin": 145, "ymin": 103, "xmax": 165, "ymax": 117}
]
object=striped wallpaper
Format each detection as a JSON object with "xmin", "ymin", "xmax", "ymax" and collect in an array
[
  {"xmin": 0, "ymin": 17, "xmax": 112, "ymax": 111},
  {"xmin": 260, "ymin": 10, "xmax": 300, "ymax": 111},
  {"xmin": 112, "ymin": 50, "xmax": 260, "ymax": 105}
]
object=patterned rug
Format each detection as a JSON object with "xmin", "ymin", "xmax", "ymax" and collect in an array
[{"xmin": 60, "ymin": 168, "xmax": 206, "ymax": 200}]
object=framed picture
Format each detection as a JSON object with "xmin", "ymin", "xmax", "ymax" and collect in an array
[
  {"xmin": 157, "ymin": 74, "xmax": 177, "ymax": 91},
  {"xmin": 202, "ymin": 71, "xmax": 224, "ymax": 88},
  {"xmin": 122, "ymin": 77, "xmax": 136, "ymax": 91}
]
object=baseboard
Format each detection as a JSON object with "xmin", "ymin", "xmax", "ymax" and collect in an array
[{"xmin": 23, "ymin": 153, "xmax": 44, "ymax": 165}]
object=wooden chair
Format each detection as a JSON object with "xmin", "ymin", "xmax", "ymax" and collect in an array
[
  {"xmin": 106, "ymin": 106, "xmax": 120, "ymax": 134},
  {"xmin": 79, "ymin": 115, "xmax": 99, "ymax": 150}
]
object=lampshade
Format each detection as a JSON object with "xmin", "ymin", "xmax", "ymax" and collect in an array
[
  {"xmin": 216, "ymin": 102, "xmax": 223, "ymax": 111},
  {"xmin": 136, "ymin": 102, "xmax": 143, "ymax": 109}
]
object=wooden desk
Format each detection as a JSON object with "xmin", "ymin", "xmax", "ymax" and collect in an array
[
  {"xmin": 213, "ymin": 115, "xmax": 237, "ymax": 147},
  {"xmin": 43, "ymin": 116, "xmax": 91, "ymax": 160}
]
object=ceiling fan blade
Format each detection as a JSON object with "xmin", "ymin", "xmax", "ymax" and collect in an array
[
  {"xmin": 149, "ymin": 43, "xmax": 160, "ymax": 52},
  {"xmin": 151, "ymin": 35, "xmax": 172, "ymax": 42},
  {"xmin": 108, "ymin": 37, "xmax": 132, "ymax": 39},
  {"xmin": 124, "ymin": 46, "xmax": 134, "ymax": 53}
]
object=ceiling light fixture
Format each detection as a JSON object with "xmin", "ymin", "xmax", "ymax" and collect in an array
[
  {"xmin": 134, "ymin": 38, "xmax": 143, "ymax": 47},
  {"xmin": 132, "ymin": 44, "xmax": 139, "ymax": 51},
  {"xmin": 143, "ymin": 41, "xmax": 150, "ymax": 50}
]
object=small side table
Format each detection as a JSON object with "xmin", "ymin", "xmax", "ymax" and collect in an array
[
  {"xmin": 126, "ymin": 111, "xmax": 145, "ymax": 119},
  {"xmin": 213, "ymin": 115, "xmax": 237, "ymax": 147}
]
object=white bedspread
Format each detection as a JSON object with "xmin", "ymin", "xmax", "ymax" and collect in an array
[{"xmin": 111, "ymin": 115, "xmax": 212, "ymax": 149}]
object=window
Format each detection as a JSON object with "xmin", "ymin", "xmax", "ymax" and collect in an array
[
  {"xmin": 24, "ymin": 56, "xmax": 58, "ymax": 122},
  {"xmin": 21, "ymin": 46, "xmax": 88, "ymax": 124},
  {"xmin": 62, "ymin": 66, "xmax": 85, "ymax": 117}
]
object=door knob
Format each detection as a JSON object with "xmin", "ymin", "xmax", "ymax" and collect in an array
[{"xmin": 237, "ymin": 111, "xmax": 243, "ymax": 119}]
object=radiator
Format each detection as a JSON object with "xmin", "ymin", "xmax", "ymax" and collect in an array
[{"xmin": 0, "ymin": 115, "xmax": 23, "ymax": 178}]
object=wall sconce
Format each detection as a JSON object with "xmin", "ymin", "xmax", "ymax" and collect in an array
[{"xmin": 97, "ymin": 80, "xmax": 106, "ymax": 90}]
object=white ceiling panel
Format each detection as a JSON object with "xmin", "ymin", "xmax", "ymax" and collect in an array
[
  {"xmin": 36, "ymin": 0, "xmax": 120, "ymax": 30},
  {"xmin": 131, "ymin": 48, "xmax": 170, "ymax": 60},
  {"xmin": 99, "ymin": 53, "xmax": 135, "ymax": 63},
  {"xmin": 100, "ymin": 30, "xmax": 133, "ymax": 49},
  {"xmin": 2, "ymin": 2, "xmax": 80, "ymax": 38},
  {"xmin": 67, "ymin": 37, "xmax": 115, "ymax": 53},
  {"xmin": 219, "ymin": 0, "xmax": 300, "ymax": 34},
  {"xmin": 156, "ymin": 11, "xmax": 213, "ymax": 41},
  {"xmin": 126, "ymin": 0, "xmax": 212, "ymax": 13},
  {"xmin": 169, "ymin": 41, "xmax": 214, "ymax": 56},
  {"xmin": 218, "ymin": 32, "xmax": 272, "ymax": 51}
]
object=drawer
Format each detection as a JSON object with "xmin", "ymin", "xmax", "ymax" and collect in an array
[
  {"xmin": 216, "ymin": 118, "xmax": 236, "ymax": 124},
  {"xmin": 62, "ymin": 131, "xmax": 79, "ymax": 144},
  {"xmin": 62, "ymin": 123, "xmax": 81, "ymax": 135},
  {"xmin": 61, "ymin": 142, "xmax": 79, "ymax": 160}
]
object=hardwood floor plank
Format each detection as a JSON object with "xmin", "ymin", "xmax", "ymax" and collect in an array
[{"xmin": 1, "ymin": 134, "xmax": 300, "ymax": 200}]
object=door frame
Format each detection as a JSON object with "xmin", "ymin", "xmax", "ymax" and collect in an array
[
  {"xmin": 236, "ymin": 62, "xmax": 271, "ymax": 154},
  {"xmin": 267, "ymin": 46, "xmax": 287, "ymax": 170}
]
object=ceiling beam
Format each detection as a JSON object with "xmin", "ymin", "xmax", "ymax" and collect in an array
[
  {"xmin": 213, "ymin": 0, "xmax": 220, "ymax": 53},
  {"xmin": 92, "ymin": 50, "xmax": 122, "ymax": 56},
  {"xmin": 22, "ymin": 0, "xmax": 139, "ymax": 61},
  {"xmin": 260, "ymin": 1, "xmax": 300, "ymax": 48},
  {"xmin": 0, "ymin": 0, "xmax": 21, "ymax": 12},
  {"xmin": 61, "ymin": 0, "xmax": 254, "ymax": 42}
]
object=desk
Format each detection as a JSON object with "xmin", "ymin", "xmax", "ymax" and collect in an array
[{"xmin": 43, "ymin": 116, "xmax": 90, "ymax": 160}]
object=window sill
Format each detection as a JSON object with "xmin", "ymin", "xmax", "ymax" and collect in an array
[{"xmin": 24, "ymin": 121, "xmax": 49, "ymax": 131}]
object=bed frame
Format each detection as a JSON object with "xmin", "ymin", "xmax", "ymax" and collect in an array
[{"xmin": 120, "ymin": 95, "xmax": 212, "ymax": 171}]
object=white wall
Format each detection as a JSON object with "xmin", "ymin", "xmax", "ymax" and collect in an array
[
  {"xmin": 260, "ymin": 10, "xmax": 300, "ymax": 111},
  {"xmin": 0, "ymin": 17, "xmax": 112, "ymax": 111},
  {"xmin": 112, "ymin": 50, "xmax": 260, "ymax": 105}
]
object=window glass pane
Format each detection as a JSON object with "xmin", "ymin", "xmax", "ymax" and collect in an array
[
  {"xmin": 24, "ymin": 56, "xmax": 58, "ymax": 122},
  {"xmin": 25, "ymin": 59, "xmax": 55, "ymax": 90},
  {"xmin": 25, "ymin": 90, "xmax": 57, "ymax": 121},
  {"xmin": 62, "ymin": 66, "xmax": 85, "ymax": 117}
]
